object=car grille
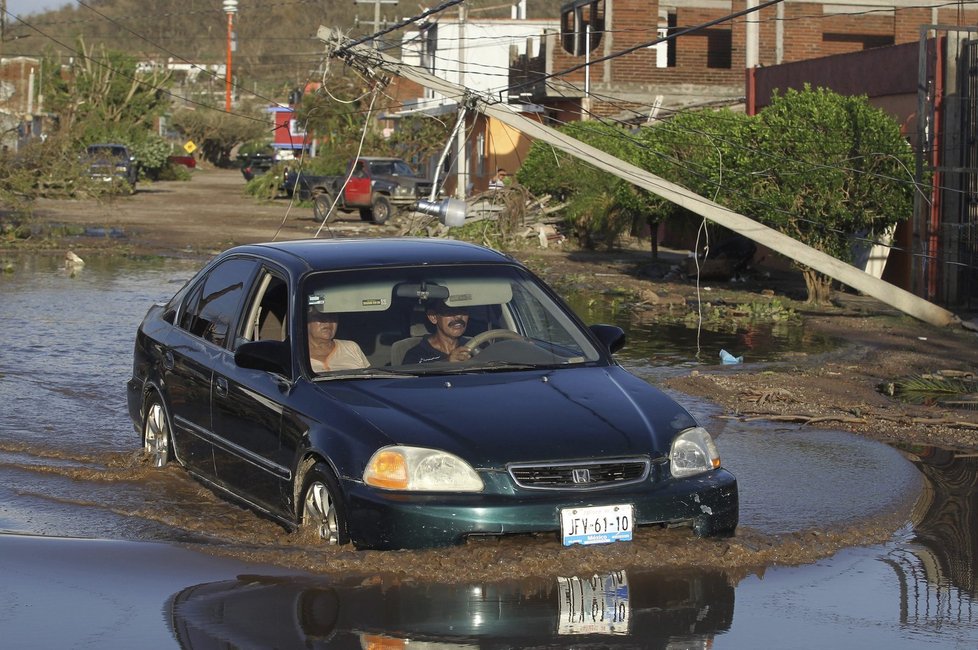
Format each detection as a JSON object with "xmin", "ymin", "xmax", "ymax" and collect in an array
[{"xmin": 508, "ymin": 458, "xmax": 650, "ymax": 491}]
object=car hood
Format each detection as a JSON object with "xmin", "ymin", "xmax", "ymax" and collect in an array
[{"xmin": 319, "ymin": 367, "xmax": 696, "ymax": 466}]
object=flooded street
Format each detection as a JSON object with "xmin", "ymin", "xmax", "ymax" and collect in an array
[{"xmin": 2, "ymin": 253, "xmax": 978, "ymax": 648}]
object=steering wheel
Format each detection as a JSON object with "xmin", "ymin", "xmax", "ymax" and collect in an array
[{"xmin": 462, "ymin": 329, "xmax": 525, "ymax": 356}]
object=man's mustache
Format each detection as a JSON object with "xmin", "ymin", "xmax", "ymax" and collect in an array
[{"xmin": 448, "ymin": 318, "xmax": 466, "ymax": 328}]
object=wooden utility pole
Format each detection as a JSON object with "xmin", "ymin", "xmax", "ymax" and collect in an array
[{"xmin": 319, "ymin": 27, "xmax": 959, "ymax": 328}]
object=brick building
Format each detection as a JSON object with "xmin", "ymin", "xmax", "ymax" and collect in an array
[{"xmin": 511, "ymin": 0, "xmax": 978, "ymax": 122}]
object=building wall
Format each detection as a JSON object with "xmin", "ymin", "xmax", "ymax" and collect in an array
[
  {"xmin": 401, "ymin": 19, "xmax": 558, "ymax": 111},
  {"xmin": 521, "ymin": 0, "xmax": 978, "ymax": 120},
  {"xmin": 0, "ymin": 57, "xmax": 43, "ymax": 150}
]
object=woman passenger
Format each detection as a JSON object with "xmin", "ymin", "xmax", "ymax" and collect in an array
[{"xmin": 307, "ymin": 309, "xmax": 369, "ymax": 372}]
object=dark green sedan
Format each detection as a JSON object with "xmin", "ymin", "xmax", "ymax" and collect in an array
[{"xmin": 127, "ymin": 238, "xmax": 737, "ymax": 549}]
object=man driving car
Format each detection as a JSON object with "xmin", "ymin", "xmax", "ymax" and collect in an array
[{"xmin": 402, "ymin": 300, "xmax": 472, "ymax": 363}]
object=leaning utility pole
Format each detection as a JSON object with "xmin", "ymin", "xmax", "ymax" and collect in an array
[
  {"xmin": 318, "ymin": 27, "xmax": 959, "ymax": 328},
  {"xmin": 455, "ymin": 3, "xmax": 468, "ymax": 198}
]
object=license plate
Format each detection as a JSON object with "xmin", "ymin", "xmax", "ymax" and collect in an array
[{"xmin": 560, "ymin": 504, "xmax": 633, "ymax": 546}]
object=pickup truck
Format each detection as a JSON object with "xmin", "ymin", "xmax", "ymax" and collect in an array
[{"xmin": 283, "ymin": 157, "xmax": 436, "ymax": 224}]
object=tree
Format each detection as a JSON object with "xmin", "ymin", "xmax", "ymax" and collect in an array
[
  {"xmin": 169, "ymin": 108, "xmax": 268, "ymax": 167},
  {"xmin": 520, "ymin": 91, "xmax": 914, "ymax": 302},
  {"xmin": 744, "ymin": 87, "xmax": 916, "ymax": 303},
  {"xmin": 518, "ymin": 121, "xmax": 662, "ymax": 251},
  {"xmin": 44, "ymin": 38, "xmax": 172, "ymax": 144},
  {"xmin": 294, "ymin": 84, "xmax": 387, "ymax": 174},
  {"xmin": 386, "ymin": 115, "xmax": 451, "ymax": 171},
  {"xmin": 636, "ymin": 108, "xmax": 756, "ymax": 257}
]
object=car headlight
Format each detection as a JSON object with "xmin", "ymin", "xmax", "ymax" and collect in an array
[
  {"xmin": 669, "ymin": 427, "xmax": 721, "ymax": 478},
  {"xmin": 364, "ymin": 445, "xmax": 484, "ymax": 492},
  {"xmin": 394, "ymin": 185, "xmax": 413, "ymax": 197}
]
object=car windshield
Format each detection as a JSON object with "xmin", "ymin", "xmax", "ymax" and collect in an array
[{"xmin": 302, "ymin": 264, "xmax": 603, "ymax": 377}]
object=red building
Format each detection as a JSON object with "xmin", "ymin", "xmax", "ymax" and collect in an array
[{"xmin": 268, "ymin": 106, "xmax": 309, "ymax": 160}]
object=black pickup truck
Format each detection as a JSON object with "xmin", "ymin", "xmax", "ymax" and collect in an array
[{"xmin": 283, "ymin": 157, "xmax": 436, "ymax": 224}]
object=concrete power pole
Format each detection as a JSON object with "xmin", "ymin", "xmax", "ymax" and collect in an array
[
  {"xmin": 454, "ymin": 3, "xmax": 468, "ymax": 199},
  {"xmin": 317, "ymin": 26, "xmax": 959, "ymax": 328},
  {"xmin": 745, "ymin": 0, "xmax": 759, "ymax": 69}
]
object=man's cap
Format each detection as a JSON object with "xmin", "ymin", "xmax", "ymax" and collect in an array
[{"xmin": 425, "ymin": 298, "xmax": 468, "ymax": 314}]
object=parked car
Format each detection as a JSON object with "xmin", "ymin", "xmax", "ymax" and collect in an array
[
  {"xmin": 85, "ymin": 143, "xmax": 138, "ymax": 191},
  {"xmin": 238, "ymin": 152, "xmax": 275, "ymax": 181},
  {"xmin": 126, "ymin": 238, "xmax": 738, "ymax": 550},
  {"xmin": 283, "ymin": 157, "xmax": 436, "ymax": 224},
  {"xmin": 167, "ymin": 155, "xmax": 197, "ymax": 169}
]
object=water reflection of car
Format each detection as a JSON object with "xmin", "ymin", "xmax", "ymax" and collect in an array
[
  {"xmin": 85, "ymin": 143, "xmax": 138, "ymax": 191},
  {"xmin": 166, "ymin": 570, "xmax": 734, "ymax": 648},
  {"xmin": 126, "ymin": 238, "xmax": 738, "ymax": 550}
]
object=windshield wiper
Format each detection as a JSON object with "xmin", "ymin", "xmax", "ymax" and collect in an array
[
  {"xmin": 434, "ymin": 361, "xmax": 541, "ymax": 374},
  {"xmin": 313, "ymin": 368, "xmax": 416, "ymax": 381}
]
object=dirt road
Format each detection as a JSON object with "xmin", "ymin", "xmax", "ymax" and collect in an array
[{"xmin": 11, "ymin": 167, "xmax": 978, "ymax": 450}]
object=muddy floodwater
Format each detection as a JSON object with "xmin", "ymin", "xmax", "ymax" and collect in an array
[{"xmin": 2, "ymin": 253, "xmax": 978, "ymax": 648}]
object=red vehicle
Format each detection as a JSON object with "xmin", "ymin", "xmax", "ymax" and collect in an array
[{"xmin": 284, "ymin": 157, "xmax": 436, "ymax": 224}]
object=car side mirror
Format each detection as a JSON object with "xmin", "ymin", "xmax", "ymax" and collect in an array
[
  {"xmin": 235, "ymin": 340, "xmax": 291, "ymax": 375},
  {"xmin": 589, "ymin": 324, "xmax": 626, "ymax": 355}
]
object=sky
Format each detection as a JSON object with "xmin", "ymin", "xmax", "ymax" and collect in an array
[{"xmin": 6, "ymin": 0, "xmax": 69, "ymax": 17}]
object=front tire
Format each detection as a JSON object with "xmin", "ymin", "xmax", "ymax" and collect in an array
[
  {"xmin": 143, "ymin": 396, "xmax": 171, "ymax": 468},
  {"xmin": 300, "ymin": 463, "xmax": 349, "ymax": 545},
  {"xmin": 312, "ymin": 192, "xmax": 335, "ymax": 223},
  {"xmin": 369, "ymin": 194, "xmax": 392, "ymax": 224}
]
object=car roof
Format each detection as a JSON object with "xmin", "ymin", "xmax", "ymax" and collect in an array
[{"xmin": 227, "ymin": 238, "xmax": 517, "ymax": 273}]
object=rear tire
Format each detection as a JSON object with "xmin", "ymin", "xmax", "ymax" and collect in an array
[
  {"xmin": 300, "ymin": 462, "xmax": 349, "ymax": 545},
  {"xmin": 143, "ymin": 396, "xmax": 171, "ymax": 468}
]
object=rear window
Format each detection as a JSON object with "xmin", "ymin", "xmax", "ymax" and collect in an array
[{"xmin": 87, "ymin": 146, "xmax": 129, "ymax": 159}]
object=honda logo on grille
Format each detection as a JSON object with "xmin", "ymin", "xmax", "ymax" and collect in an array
[{"xmin": 572, "ymin": 468, "xmax": 591, "ymax": 484}]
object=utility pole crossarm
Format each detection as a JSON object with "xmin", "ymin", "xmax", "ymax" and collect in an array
[{"xmin": 317, "ymin": 27, "xmax": 959, "ymax": 328}]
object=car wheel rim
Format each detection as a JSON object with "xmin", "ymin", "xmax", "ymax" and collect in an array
[
  {"xmin": 304, "ymin": 481, "xmax": 339, "ymax": 545},
  {"xmin": 144, "ymin": 403, "xmax": 169, "ymax": 468}
]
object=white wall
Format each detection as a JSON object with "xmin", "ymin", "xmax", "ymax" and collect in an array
[{"xmin": 401, "ymin": 19, "xmax": 558, "ymax": 109}]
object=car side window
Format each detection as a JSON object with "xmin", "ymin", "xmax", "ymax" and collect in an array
[
  {"xmin": 178, "ymin": 258, "xmax": 257, "ymax": 348},
  {"xmin": 237, "ymin": 270, "xmax": 289, "ymax": 346}
]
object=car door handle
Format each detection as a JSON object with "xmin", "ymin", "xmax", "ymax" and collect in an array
[
  {"xmin": 215, "ymin": 376, "xmax": 229, "ymax": 399},
  {"xmin": 162, "ymin": 350, "xmax": 175, "ymax": 371}
]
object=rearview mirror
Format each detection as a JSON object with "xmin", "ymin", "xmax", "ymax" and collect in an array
[{"xmin": 394, "ymin": 282, "xmax": 450, "ymax": 301}]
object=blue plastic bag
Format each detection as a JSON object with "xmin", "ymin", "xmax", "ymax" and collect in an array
[{"xmin": 719, "ymin": 349, "xmax": 743, "ymax": 365}]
